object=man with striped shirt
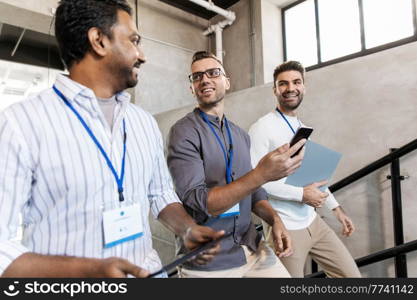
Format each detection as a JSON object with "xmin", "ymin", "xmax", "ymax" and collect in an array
[{"xmin": 0, "ymin": 0, "xmax": 223, "ymax": 277}]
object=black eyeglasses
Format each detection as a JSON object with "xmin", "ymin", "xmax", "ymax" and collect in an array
[{"xmin": 188, "ymin": 68, "xmax": 224, "ymax": 82}]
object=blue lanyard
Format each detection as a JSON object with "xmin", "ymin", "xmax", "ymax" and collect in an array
[
  {"xmin": 275, "ymin": 107, "xmax": 300, "ymax": 134},
  {"xmin": 53, "ymin": 85, "xmax": 127, "ymax": 202},
  {"xmin": 199, "ymin": 110, "xmax": 234, "ymax": 184}
]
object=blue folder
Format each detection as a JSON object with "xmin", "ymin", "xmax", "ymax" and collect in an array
[{"xmin": 285, "ymin": 140, "xmax": 342, "ymax": 191}]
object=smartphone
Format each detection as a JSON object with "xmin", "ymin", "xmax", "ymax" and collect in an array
[{"xmin": 289, "ymin": 126, "xmax": 313, "ymax": 157}]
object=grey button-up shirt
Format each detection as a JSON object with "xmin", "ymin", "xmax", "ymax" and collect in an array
[{"xmin": 167, "ymin": 108, "xmax": 267, "ymax": 271}]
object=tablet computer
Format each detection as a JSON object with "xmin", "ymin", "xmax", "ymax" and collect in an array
[{"xmin": 148, "ymin": 231, "xmax": 232, "ymax": 278}]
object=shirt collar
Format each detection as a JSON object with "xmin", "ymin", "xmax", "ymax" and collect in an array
[
  {"xmin": 53, "ymin": 74, "xmax": 131, "ymax": 104},
  {"xmin": 195, "ymin": 107, "xmax": 224, "ymax": 126}
]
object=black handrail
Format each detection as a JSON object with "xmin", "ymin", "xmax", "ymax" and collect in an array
[
  {"xmin": 389, "ymin": 148, "xmax": 407, "ymax": 277},
  {"xmin": 306, "ymin": 239, "xmax": 417, "ymax": 278},
  {"xmin": 329, "ymin": 138, "xmax": 417, "ymax": 193}
]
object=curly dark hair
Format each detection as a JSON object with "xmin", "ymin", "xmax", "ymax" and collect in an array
[
  {"xmin": 273, "ymin": 61, "xmax": 305, "ymax": 87},
  {"xmin": 55, "ymin": 0, "xmax": 132, "ymax": 69}
]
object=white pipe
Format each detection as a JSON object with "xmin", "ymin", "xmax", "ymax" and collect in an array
[
  {"xmin": 203, "ymin": 19, "xmax": 231, "ymax": 35},
  {"xmin": 215, "ymin": 25, "xmax": 223, "ymax": 63},
  {"xmin": 189, "ymin": 0, "xmax": 236, "ymax": 63},
  {"xmin": 189, "ymin": 0, "xmax": 236, "ymax": 22}
]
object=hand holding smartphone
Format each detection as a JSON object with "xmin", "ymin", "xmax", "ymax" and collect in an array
[{"xmin": 289, "ymin": 126, "xmax": 313, "ymax": 157}]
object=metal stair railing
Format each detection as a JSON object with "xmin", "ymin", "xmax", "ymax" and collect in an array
[{"xmin": 309, "ymin": 138, "xmax": 417, "ymax": 277}]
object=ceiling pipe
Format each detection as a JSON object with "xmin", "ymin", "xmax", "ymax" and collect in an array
[
  {"xmin": 11, "ymin": 28, "xmax": 26, "ymax": 57},
  {"xmin": 189, "ymin": 0, "xmax": 236, "ymax": 63},
  {"xmin": 189, "ymin": 0, "xmax": 235, "ymax": 21}
]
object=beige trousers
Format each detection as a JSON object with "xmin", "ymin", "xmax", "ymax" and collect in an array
[
  {"xmin": 178, "ymin": 241, "xmax": 291, "ymax": 278},
  {"xmin": 264, "ymin": 215, "xmax": 361, "ymax": 278}
]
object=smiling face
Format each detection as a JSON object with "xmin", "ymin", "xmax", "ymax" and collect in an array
[
  {"xmin": 274, "ymin": 70, "xmax": 305, "ymax": 114},
  {"xmin": 190, "ymin": 57, "xmax": 230, "ymax": 109},
  {"xmin": 106, "ymin": 10, "xmax": 146, "ymax": 91}
]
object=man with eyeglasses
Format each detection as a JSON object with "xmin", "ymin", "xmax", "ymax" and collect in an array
[
  {"xmin": 248, "ymin": 61, "xmax": 361, "ymax": 277},
  {"xmin": 166, "ymin": 51, "xmax": 307, "ymax": 277}
]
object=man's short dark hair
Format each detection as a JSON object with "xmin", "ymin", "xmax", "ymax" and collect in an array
[
  {"xmin": 273, "ymin": 61, "xmax": 305, "ymax": 86},
  {"xmin": 191, "ymin": 51, "xmax": 223, "ymax": 67},
  {"xmin": 55, "ymin": 0, "xmax": 132, "ymax": 69}
]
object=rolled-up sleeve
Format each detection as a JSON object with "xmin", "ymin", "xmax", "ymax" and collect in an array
[
  {"xmin": 251, "ymin": 186, "xmax": 267, "ymax": 206},
  {"xmin": 147, "ymin": 117, "xmax": 181, "ymax": 219},
  {"xmin": 167, "ymin": 121, "xmax": 210, "ymax": 220},
  {"xmin": 324, "ymin": 188, "xmax": 339, "ymax": 210},
  {"xmin": 0, "ymin": 113, "xmax": 31, "ymax": 275}
]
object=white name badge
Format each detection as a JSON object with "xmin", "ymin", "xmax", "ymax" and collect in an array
[
  {"xmin": 102, "ymin": 203, "xmax": 143, "ymax": 248},
  {"xmin": 219, "ymin": 203, "xmax": 240, "ymax": 218}
]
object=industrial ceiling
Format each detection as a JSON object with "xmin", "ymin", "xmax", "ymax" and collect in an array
[{"xmin": 158, "ymin": 0, "xmax": 240, "ymax": 19}]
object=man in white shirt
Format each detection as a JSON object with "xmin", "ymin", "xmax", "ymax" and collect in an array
[
  {"xmin": 0, "ymin": 0, "xmax": 223, "ymax": 278},
  {"xmin": 249, "ymin": 61, "xmax": 360, "ymax": 277}
]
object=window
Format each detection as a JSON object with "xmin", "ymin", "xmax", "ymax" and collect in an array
[
  {"xmin": 318, "ymin": 0, "xmax": 361, "ymax": 62},
  {"xmin": 283, "ymin": 0, "xmax": 416, "ymax": 69},
  {"xmin": 363, "ymin": 0, "xmax": 415, "ymax": 48},
  {"xmin": 284, "ymin": 0, "xmax": 318, "ymax": 67}
]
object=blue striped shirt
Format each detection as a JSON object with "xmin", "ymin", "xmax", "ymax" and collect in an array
[{"xmin": 0, "ymin": 74, "xmax": 180, "ymax": 275}]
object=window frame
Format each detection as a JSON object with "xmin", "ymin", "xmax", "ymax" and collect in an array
[{"xmin": 282, "ymin": 0, "xmax": 417, "ymax": 71}]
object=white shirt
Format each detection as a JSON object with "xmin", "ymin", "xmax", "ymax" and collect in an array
[
  {"xmin": 0, "ymin": 74, "xmax": 180, "ymax": 274},
  {"xmin": 249, "ymin": 110, "xmax": 339, "ymax": 230}
]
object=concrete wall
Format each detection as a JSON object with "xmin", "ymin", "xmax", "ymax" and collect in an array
[
  {"xmin": 0, "ymin": 0, "xmax": 57, "ymax": 16},
  {"xmin": 0, "ymin": 1, "xmax": 56, "ymax": 34},
  {"xmin": 209, "ymin": 0, "xmax": 289, "ymax": 90},
  {"xmin": 213, "ymin": 0, "xmax": 253, "ymax": 92},
  {"xmin": 155, "ymin": 41, "xmax": 417, "ymax": 277},
  {"xmin": 260, "ymin": 0, "xmax": 283, "ymax": 84},
  {"xmin": 135, "ymin": 0, "xmax": 209, "ymax": 114}
]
